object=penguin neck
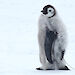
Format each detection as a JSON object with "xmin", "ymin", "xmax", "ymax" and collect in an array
[{"xmin": 48, "ymin": 13, "xmax": 59, "ymax": 20}]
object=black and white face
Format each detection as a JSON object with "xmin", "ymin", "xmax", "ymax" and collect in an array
[
  {"xmin": 41, "ymin": 5, "xmax": 56, "ymax": 18},
  {"xmin": 46, "ymin": 7, "xmax": 55, "ymax": 18}
]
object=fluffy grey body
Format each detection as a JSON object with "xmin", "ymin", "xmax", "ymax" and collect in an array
[{"xmin": 37, "ymin": 5, "xmax": 69, "ymax": 70}]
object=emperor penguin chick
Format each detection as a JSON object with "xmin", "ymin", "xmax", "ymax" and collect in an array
[{"xmin": 36, "ymin": 5, "xmax": 69, "ymax": 70}]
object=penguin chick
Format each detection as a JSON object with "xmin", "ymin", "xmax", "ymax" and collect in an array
[{"xmin": 36, "ymin": 5, "xmax": 69, "ymax": 70}]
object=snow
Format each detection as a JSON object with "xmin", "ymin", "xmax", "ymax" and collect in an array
[{"xmin": 0, "ymin": 0, "xmax": 75, "ymax": 75}]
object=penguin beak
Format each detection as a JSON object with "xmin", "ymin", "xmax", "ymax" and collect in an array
[
  {"xmin": 41, "ymin": 10, "xmax": 44, "ymax": 13},
  {"xmin": 41, "ymin": 10, "xmax": 46, "ymax": 14}
]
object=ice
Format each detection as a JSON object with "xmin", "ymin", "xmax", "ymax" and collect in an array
[{"xmin": 0, "ymin": 0, "xmax": 75, "ymax": 75}]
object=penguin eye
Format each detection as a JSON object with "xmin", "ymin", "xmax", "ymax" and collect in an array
[{"xmin": 49, "ymin": 10, "xmax": 51, "ymax": 12}]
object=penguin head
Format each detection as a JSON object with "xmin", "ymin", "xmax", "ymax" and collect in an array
[{"xmin": 41, "ymin": 5, "xmax": 56, "ymax": 18}]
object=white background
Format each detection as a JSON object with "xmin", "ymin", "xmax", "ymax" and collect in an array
[{"xmin": 0, "ymin": 0, "xmax": 75, "ymax": 75}]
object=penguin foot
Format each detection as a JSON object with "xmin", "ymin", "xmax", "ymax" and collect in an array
[
  {"xmin": 36, "ymin": 67, "xmax": 43, "ymax": 70},
  {"xmin": 59, "ymin": 66, "xmax": 70, "ymax": 70},
  {"xmin": 36, "ymin": 67, "xmax": 54, "ymax": 70}
]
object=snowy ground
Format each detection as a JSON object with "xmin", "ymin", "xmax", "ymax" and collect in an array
[{"xmin": 0, "ymin": 0, "xmax": 75, "ymax": 75}]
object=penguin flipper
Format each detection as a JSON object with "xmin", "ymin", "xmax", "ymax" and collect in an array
[
  {"xmin": 44, "ymin": 28, "xmax": 57, "ymax": 64},
  {"xmin": 61, "ymin": 50, "xmax": 65, "ymax": 60}
]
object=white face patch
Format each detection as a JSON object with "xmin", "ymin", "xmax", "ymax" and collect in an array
[{"xmin": 46, "ymin": 7, "xmax": 54, "ymax": 18}]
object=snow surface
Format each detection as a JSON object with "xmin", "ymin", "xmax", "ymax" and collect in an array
[{"xmin": 0, "ymin": 0, "xmax": 75, "ymax": 75}]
